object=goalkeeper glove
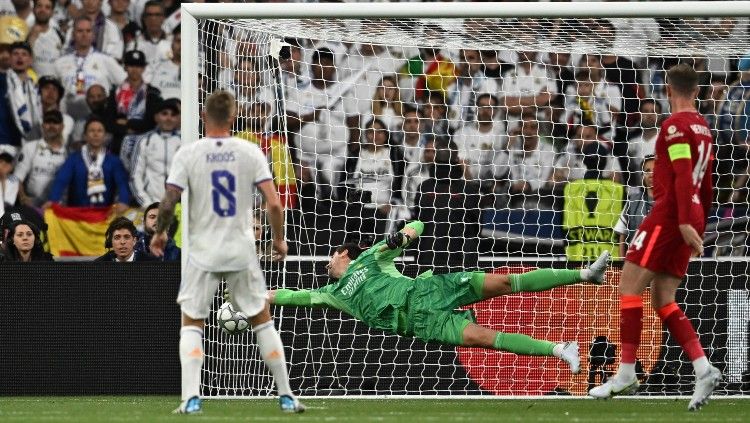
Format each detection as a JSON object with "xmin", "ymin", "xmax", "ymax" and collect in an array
[{"xmin": 385, "ymin": 231, "xmax": 411, "ymax": 250}]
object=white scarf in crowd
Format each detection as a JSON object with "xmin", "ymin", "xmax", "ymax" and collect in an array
[
  {"xmin": 81, "ymin": 144, "xmax": 107, "ymax": 205},
  {"xmin": 6, "ymin": 71, "xmax": 43, "ymax": 138}
]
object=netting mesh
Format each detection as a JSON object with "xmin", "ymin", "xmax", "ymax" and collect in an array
[{"xmin": 193, "ymin": 15, "xmax": 750, "ymax": 397}]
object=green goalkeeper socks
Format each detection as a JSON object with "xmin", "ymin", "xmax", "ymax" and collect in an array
[
  {"xmin": 509, "ymin": 268, "xmax": 582, "ymax": 293},
  {"xmin": 493, "ymin": 332, "xmax": 555, "ymax": 356}
]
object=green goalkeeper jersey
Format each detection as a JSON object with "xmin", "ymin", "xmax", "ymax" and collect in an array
[{"xmin": 273, "ymin": 221, "xmax": 425, "ymax": 334}]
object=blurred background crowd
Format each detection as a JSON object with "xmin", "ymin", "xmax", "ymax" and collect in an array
[{"xmin": 0, "ymin": 0, "xmax": 748, "ymax": 262}]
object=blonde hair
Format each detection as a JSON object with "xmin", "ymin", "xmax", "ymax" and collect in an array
[
  {"xmin": 371, "ymin": 75, "xmax": 403, "ymax": 117},
  {"xmin": 205, "ymin": 90, "xmax": 237, "ymax": 125}
]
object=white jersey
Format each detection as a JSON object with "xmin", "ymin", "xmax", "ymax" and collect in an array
[{"xmin": 166, "ymin": 136, "xmax": 272, "ymax": 272}]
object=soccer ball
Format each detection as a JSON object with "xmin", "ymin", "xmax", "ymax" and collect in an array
[{"xmin": 216, "ymin": 302, "xmax": 249, "ymax": 335}]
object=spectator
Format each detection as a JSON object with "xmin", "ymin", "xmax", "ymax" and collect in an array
[
  {"xmin": 627, "ymin": 99, "xmax": 661, "ymax": 167},
  {"xmin": 69, "ymin": 83, "xmax": 108, "ymax": 145},
  {"xmin": 717, "ymin": 56, "xmax": 750, "ymax": 203},
  {"xmin": 413, "ymin": 138, "xmax": 481, "ymax": 268},
  {"xmin": 129, "ymin": 98, "xmax": 180, "ymax": 207},
  {"xmin": 54, "ymin": 16, "xmax": 126, "ymax": 120},
  {"xmin": 452, "ymin": 93, "xmax": 506, "ymax": 188},
  {"xmin": 144, "ymin": 24, "xmax": 180, "ymax": 100},
  {"xmin": 37, "ymin": 76, "xmax": 74, "ymax": 145},
  {"xmin": 14, "ymin": 110, "xmax": 67, "ymax": 207},
  {"xmin": 0, "ymin": 15, "xmax": 29, "ymax": 72},
  {"xmin": 291, "ymin": 48, "xmax": 359, "ymax": 197},
  {"xmin": 403, "ymin": 135, "xmax": 435, "ymax": 212},
  {"xmin": 108, "ymin": 0, "xmax": 139, "ymax": 46},
  {"xmin": 701, "ymin": 76, "xmax": 728, "ymax": 138},
  {"xmin": 0, "ymin": 220, "xmax": 53, "ymax": 262},
  {"xmin": 600, "ymin": 53, "xmax": 642, "ymax": 125},
  {"xmin": 494, "ymin": 116, "xmax": 556, "ymax": 206},
  {"xmin": 95, "ymin": 216, "xmax": 155, "ymax": 262},
  {"xmin": 27, "ymin": 0, "xmax": 64, "ymax": 78},
  {"xmin": 479, "ymin": 49, "xmax": 514, "ymax": 81},
  {"xmin": 126, "ymin": 0, "xmax": 171, "ymax": 66},
  {"xmin": 345, "ymin": 118, "xmax": 402, "ymax": 237},
  {"xmin": 551, "ymin": 124, "xmax": 621, "ymax": 186},
  {"xmin": 580, "ymin": 55, "xmax": 623, "ymax": 138},
  {"xmin": 0, "ymin": 51, "xmax": 23, "ymax": 155},
  {"xmin": 547, "ymin": 51, "xmax": 575, "ymax": 139},
  {"xmin": 227, "ymin": 56, "xmax": 274, "ymax": 107},
  {"xmin": 135, "ymin": 201, "xmax": 179, "ymax": 261},
  {"xmin": 0, "ymin": 152, "xmax": 20, "ymax": 218},
  {"xmin": 342, "ymin": 42, "xmax": 404, "ymax": 121},
  {"xmin": 11, "ymin": 0, "xmax": 33, "ymax": 27},
  {"xmin": 65, "ymin": 0, "xmax": 123, "ymax": 60},
  {"xmin": 449, "ymin": 49, "xmax": 499, "ymax": 125},
  {"xmin": 563, "ymin": 68, "xmax": 619, "ymax": 141},
  {"xmin": 419, "ymin": 91, "xmax": 451, "ymax": 143},
  {"xmin": 500, "ymin": 51, "xmax": 557, "ymax": 119},
  {"xmin": 7, "ymin": 41, "xmax": 43, "ymax": 142},
  {"xmin": 370, "ymin": 75, "xmax": 403, "ymax": 132},
  {"xmin": 106, "ymin": 49, "xmax": 162, "ymax": 153},
  {"xmin": 45, "ymin": 116, "xmax": 130, "ymax": 212},
  {"xmin": 614, "ymin": 155, "xmax": 654, "ymax": 257}
]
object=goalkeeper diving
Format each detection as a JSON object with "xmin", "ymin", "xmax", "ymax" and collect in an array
[{"xmin": 262, "ymin": 221, "xmax": 611, "ymax": 372}]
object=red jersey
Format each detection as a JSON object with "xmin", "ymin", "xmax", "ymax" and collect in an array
[{"xmin": 650, "ymin": 111, "xmax": 714, "ymax": 228}]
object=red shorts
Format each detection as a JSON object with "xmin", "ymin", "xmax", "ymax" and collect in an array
[{"xmin": 625, "ymin": 216, "xmax": 702, "ymax": 279}]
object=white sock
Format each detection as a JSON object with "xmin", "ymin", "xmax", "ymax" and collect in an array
[
  {"xmin": 617, "ymin": 363, "xmax": 636, "ymax": 381},
  {"xmin": 254, "ymin": 321, "xmax": 293, "ymax": 397},
  {"xmin": 693, "ymin": 356, "xmax": 711, "ymax": 377},
  {"xmin": 579, "ymin": 268, "xmax": 591, "ymax": 281},
  {"xmin": 179, "ymin": 326, "xmax": 204, "ymax": 402},
  {"xmin": 552, "ymin": 343, "xmax": 564, "ymax": 358}
]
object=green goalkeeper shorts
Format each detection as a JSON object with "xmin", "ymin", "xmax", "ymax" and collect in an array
[{"xmin": 403, "ymin": 271, "xmax": 485, "ymax": 346}]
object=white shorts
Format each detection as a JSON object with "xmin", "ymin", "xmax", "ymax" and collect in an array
[{"xmin": 177, "ymin": 258, "xmax": 268, "ymax": 320}]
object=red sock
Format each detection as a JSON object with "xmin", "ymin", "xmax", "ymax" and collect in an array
[
  {"xmin": 620, "ymin": 295, "xmax": 643, "ymax": 364},
  {"xmin": 658, "ymin": 302, "xmax": 705, "ymax": 361}
]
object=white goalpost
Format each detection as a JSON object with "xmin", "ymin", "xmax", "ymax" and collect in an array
[{"xmin": 181, "ymin": 2, "xmax": 750, "ymax": 398}]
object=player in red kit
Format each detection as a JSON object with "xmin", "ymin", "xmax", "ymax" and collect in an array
[{"xmin": 589, "ymin": 64, "xmax": 721, "ymax": 410}]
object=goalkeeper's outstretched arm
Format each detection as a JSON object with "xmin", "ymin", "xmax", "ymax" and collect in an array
[
  {"xmin": 379, "ymin": 220, "xmax": 424, "ymax": 252},
  {"xmin": 269, "ymin": 288, "xmax": 345, "ymax": 311}
]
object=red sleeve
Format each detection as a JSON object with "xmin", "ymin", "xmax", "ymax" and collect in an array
[
  {"xmin": 663, "ymin": 120, "xmax": 695, "ymax": 225},
  {"xmin": 671, "ymin": 159, "xmax": 695, "ymax": 225},
  {"xmin": 700, "ymin": 156, "xmax": 714, "ymax": 221}
]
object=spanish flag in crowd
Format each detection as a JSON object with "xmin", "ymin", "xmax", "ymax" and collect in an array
[
  {"xmin": 44, "ymin": 204, "xmax": 141, "ymax": 257},
  {"xmin": 236, "ymin": 131, "xmax": 298, "ymax": 209}
]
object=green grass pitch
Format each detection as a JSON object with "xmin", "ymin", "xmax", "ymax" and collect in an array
[{"xmin": 2, "ymin": 396, "xmax": 749, "ymax": 422}]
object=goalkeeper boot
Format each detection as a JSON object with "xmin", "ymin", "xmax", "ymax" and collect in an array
[
  {"xmin": 173, "ymin": 396, "xmax": 202, "ymax": 414},
  {"xmin": 688, "ymin": 365, "xmax": 722, "ymax": 411},
  {"xmin": 279, "ymin": 395, "xmax": 305, "ymax": 413},
  {"xmin": 558, "ymin": 341, "xmax": 581, "ymax": 374},
  {"xmin": 584, "ymin": 250, "xmax": 611, "ymax": 285},
  {"xmin": 588, "ymin": 374, "xmax": 639, "ymax": 399}
]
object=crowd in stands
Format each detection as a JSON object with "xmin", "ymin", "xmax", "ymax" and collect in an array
[{"xmin": 0, "ymin": 1, "xmax": 749, "ymax": 260}]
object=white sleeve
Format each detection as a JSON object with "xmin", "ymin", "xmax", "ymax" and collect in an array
[
  {"xmin": 250, "ymin": 146, "xmax": 273, "ymax": 185},
  {"xmin": 107, "ymin": 56, "xmax": 128, "ymax": 86},
  {"xmin": 606, "ymin": 84, "xmax": 622, "ymax": 111},
  {"xmin": 613, "ymin": 205, "xmax": 629, "ymax": 235},
  {"xmin": 12, "ymin": 142, "xmax": 35, "ymax": 182},
  {"xmin": 129, "ymin": 137, "xmax": 150, "ymax": 206},
  {"xmin": 166, "ymin": 148, "xmax": 189, "ymax": 191},
  {"xmin": 103, "ymin": 21, "xmax": 123, "ymax": 61}
]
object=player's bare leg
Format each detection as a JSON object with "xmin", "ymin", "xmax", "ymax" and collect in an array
[
  {"xmin": 461, "ymin": 324, "xmax": 580, "ymax": 374},
  {"xmin": 174, "ymin": 314, "xmax": 205, "ymax": 414},
  {"xmin": 250, "ymin": 303, "xmax": 305, "ymax": 413},
  {"xmin": 650, "ymin": 274, "xmax": 721, "ymax": 410},
  {"xmin": 589, "ymin": 261, "xmax": 653, "ymax": 399},
  {"xmin": 481, "ymin": 250, "xmax": 610, "ymax": 299}
]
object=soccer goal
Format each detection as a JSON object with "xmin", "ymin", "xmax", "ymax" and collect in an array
[{"xmin": 180, "ymin": 2, "xmax": 750, "ymax": 398}]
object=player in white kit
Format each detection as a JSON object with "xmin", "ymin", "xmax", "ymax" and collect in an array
[{"xmin": 151, "ymin": 90, "xmax": 304, "ymax": 414}]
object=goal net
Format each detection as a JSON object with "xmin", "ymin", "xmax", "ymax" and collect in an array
[{"xmin": 186, "ymin": 4, "xmax": 750, "ymax": 397}]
